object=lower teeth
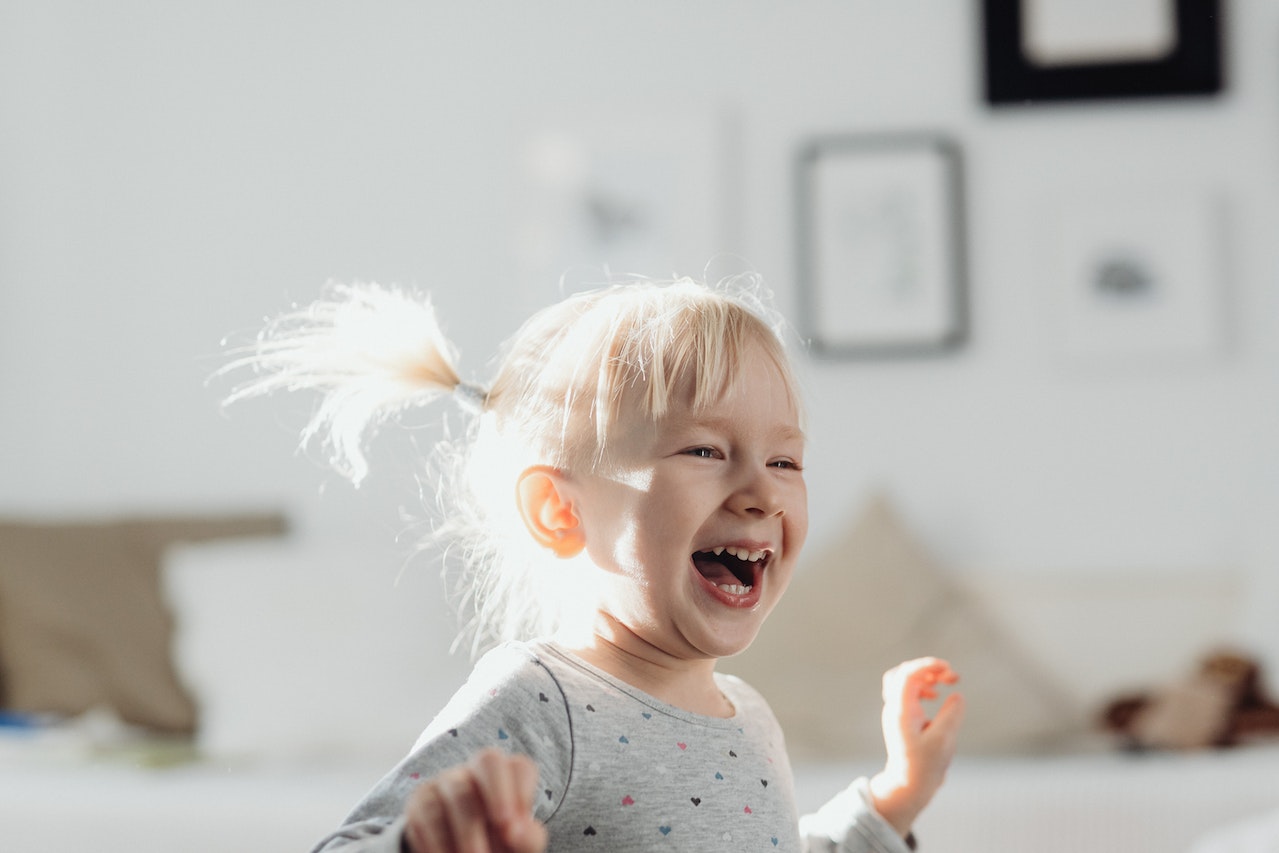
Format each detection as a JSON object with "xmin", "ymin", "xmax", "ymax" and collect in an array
[{"xmin": 717, "ymin": 583, "xmax": 752, "ymax": 595}]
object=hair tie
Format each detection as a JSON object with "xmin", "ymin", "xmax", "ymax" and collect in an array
[{"xmin": 453, "ymin": 380, "xmax": 488, "ymax": 414}]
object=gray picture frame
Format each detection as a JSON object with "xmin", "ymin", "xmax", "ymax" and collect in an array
[{"xmin": 795, "ymin": 133, "xmax": 968, "ymax": 359}]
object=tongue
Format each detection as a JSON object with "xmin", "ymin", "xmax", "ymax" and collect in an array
[{"xmin": 693, "ymin": 555, "xmax": 739, "ymax": 585}]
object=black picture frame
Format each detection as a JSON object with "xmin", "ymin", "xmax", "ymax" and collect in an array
[
  {"xmin": 795, "ymin": 134, "xmax": 967, "ymax": 359},
  {"xmin": 983, "ymin": 0, "xmax": 1224, "ymax": 105}
]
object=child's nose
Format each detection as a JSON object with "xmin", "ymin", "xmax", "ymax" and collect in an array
[{"xmin": 728, "ymin": 469, "xmax": 784, "ymax": 517}]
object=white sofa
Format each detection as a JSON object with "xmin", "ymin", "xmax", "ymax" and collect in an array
[
  {"xmin": 1, "ymin": 531, "xmax": 1277, "ymax": 853},
  {"xmin": 4, "ymin": 733, "xmax": 1277, "ymax": 853}
]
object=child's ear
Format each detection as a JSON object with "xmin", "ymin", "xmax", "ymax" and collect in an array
[{"xmin": 516, "ymin": 466, "xmax": 586, "ymax": 559}]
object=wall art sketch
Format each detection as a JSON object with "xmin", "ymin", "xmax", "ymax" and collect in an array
[
  {"xmin": 512, "ymin": 110, "xmax": 732, "ymax": 303},
  {"xmin": 1044, "ymin": 190, "xmax": 1225, "ymax": 365},
  {"xmin": 795, "ymin": 134, "xmax": 967, "ymax": 358}
]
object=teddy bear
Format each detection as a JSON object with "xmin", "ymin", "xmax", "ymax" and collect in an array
[{"xmin": 1101, "ymin": 650, "xmax": 1279, "ymax": 751}]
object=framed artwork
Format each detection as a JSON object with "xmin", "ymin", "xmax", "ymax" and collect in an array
[
  {"xmin": 795, "ymin": 134, "xmax": 967, "ymax": 358},
  {"xmin": 983, "ymin": 0, "xmax": 1223, "ymax": 104},
  {"xmin": 1043, "ymin": 189, "xmax": 1224, "ymax": 365},
  {"xmin": 512, "ymin": 109, "xmax": 729, "ymax": 310}
]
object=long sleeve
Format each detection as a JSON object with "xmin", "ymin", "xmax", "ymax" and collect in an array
[
  {"xmin": 720, "ymin": 672, "xmax": 915, "ymax": 853},
  {"xmin": 310, "ymin": 645, "xmax": 574, "ymax": 853},
  {"xmin": 799, "ymin": 778, "xmax": 916, "ymax": 853}
]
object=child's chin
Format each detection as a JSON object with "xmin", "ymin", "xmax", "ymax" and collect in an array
[{"xmin": 702, "ymin": 626, "xmax": 766, "ymax": 660}]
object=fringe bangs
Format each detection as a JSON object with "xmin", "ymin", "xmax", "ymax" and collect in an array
[{"xmin": 590, "ymin": 279, "xmax": 798, "ymax": 455}]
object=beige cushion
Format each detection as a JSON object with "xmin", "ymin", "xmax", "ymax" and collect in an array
[
  {"xmin": 0, "ymin": 515, "xmax": 285, "ymax": 733},
  {"xmin": 728, "ymin": 495, "xmax": 1080, "ymax": 762}
]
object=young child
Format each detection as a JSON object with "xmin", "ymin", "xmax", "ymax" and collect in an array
[{"xmin": 227, "ymin": 277, "xmax": 964, "ymax": 852}]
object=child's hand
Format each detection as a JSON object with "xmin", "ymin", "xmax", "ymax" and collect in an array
[
  {"xmin": 868, "ymin": 657, "xmax": 964, "ymax": 839},
  {"xmin": 402, "ymin": 748, "xmax": 548, "ymax": 853}
]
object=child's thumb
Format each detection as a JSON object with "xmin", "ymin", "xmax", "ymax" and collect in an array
[
  {"xmin": 501, "ymin": 755, "xmax": 548, "ymax": 852},
  {"xmin": 928, "ymin": 692, "xmax": 966, "ymax": 737}
]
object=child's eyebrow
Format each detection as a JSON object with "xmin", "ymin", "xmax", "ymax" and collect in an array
[{"xmin": 668, "ymin": 414, "xmax": 807, "ymax": 444}]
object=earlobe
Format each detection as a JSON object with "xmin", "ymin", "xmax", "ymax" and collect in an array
[{"xmin": 516, "ymin": 466, "xmax": 586, "ymax": 559}]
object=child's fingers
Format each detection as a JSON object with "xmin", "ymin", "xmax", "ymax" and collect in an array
[
  {"xmin": 470, "ymin": 749, "xmax": 520, "ymax": 824},
  {"xmin": 927, "ymin": 692, "xmax": 966, "ymax": 741},
  {"xmin": 883, "ymin": 657, "xmax": 959, "ymax": 702},
  {"xmin": 438, "ymin": 767, "xmax": 493, "ymax": 852},
  {"xmin": 501, "ymin": 757, "xmax": 548, "ymax": 852},
  {"xmin": 882, "ymin": 657, "xmax": 962, "ymax": 741},
  {"xmin": 404, "ymin": 785, "xmax": 452, "ymax": 853},
  {"xmin": 469, "ymin": 750, "xmax": 546, "ymax": 851},
  {"xmin": 402, "ymin": 751, "xmax": 547, "ymax": 853},
  {"xmin": 503, "ymin": 816, "xmax": 548, "ymax": 853},
  {"xmin": 404, "ymin": 764, "xmax": 489, "ymax": 853}
]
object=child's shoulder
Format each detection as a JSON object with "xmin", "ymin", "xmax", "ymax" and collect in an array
[
  {"xmin": 451, "ymin": 639, "xmax": 599, "ymax": 709},
  {"xmin": 460, "ymin": 639, "xmax": 560, "ymax": 695},
  {"xmin": 411, "ymin": 640, "xmax": 569, "ymax": 750},
  {"xmin": 714, "ymin": 669, "xmax": 763, "ymax": 699},
  {"xmin": 716, "ymin": 669, "xmax": 780, "ymax": 723}
]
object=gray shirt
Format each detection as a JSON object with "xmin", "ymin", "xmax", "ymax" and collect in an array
[{"xmin": 313, "ymin": 641, "xmax": 912, "ymax": 853}]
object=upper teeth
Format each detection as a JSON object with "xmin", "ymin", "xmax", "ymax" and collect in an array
[{"xmin": 711, "ymin": 546, "xmax": 768, "ymax": 562}]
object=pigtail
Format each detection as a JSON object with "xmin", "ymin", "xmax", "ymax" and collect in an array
[{"xmin": 222, "ymin": 282, "xmax": 469, "ymax": 486}]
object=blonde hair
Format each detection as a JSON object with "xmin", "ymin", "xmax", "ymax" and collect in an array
[{"xmin": 224, "ymin": 276, "xmax": 802, "ymax": 654}]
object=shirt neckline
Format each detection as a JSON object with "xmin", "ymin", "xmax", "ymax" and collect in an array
[{"xmin": 530, "ymin": 640, "xmax": 743, "ymax": 730}]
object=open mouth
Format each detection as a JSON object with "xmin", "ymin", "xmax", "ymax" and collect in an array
[{"xmin": 691, "ymin": 546, "xmax": 770, "ymax": 595}]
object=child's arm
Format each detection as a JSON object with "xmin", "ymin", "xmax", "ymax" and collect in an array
[
  {"xmin": 402, "ymin": 748, "xmax": 548, "ymax": 853},
  {"xmin": 311, "ymin": 647, "xmax": 571, "ymax": 853},
  {"xmin": 868, "ymin": 657, "xmax": 965, "ymax": 839}
]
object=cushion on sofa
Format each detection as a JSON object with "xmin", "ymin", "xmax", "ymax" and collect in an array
[
  {"xmin": 728, "ymin": 494, "xmax": 1080, "ymax": 762},
  {"xmin": 0, "ymin": 515, "xmax": 286, "ymax": 733}
]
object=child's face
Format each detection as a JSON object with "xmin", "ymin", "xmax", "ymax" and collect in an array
[{"xmin": 565, "ymin": 341, "xmax": 808, "ymax": 662}]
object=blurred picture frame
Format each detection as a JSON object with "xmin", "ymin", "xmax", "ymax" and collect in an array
[
  {"xmin": 512, "ymin": 109, "xmax": 730, "ymax": 314},
  {"xmin": 795, "ymin": 134, "xmax": 966, "ymax": 359},
  {"xmin": 983, "ymin": 0, "xmax": 1223, "ymax": 104},
  {"xmin": 1043, "ymin": 189, "xmax": 1225, "ymax": 366}
]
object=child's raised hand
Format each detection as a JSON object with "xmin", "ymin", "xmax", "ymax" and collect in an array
[
  {"xmin": 868, "ymin": 657, "xmax": 964, "ymax": 839},
  {"xmin": 402, "ymin": 748, "xmax": 548, "ymax": 853}
]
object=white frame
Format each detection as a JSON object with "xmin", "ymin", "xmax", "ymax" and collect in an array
[{"xmin": 1044, "ymin": 189, "xmax": 1224, "ymax": 365}]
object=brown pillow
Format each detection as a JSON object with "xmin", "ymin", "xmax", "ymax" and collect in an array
[
  {"xmin": 0, "ymin": 515, "xmax": 285, "ymax": 734},
  {"xmin": 728, "ymin": 494, "xmax": 1080, "ymax": 762}
]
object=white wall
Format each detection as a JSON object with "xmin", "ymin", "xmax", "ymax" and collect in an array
[{"xmin": 2, "ymin": 2, "xmax": 1276, "ymax": 652}]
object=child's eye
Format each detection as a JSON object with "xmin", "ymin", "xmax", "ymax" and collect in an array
[
  {"xmin": 770, "ymin": 459, "xmax": 803, "ymax": 471},
  {"xmin": 685, "ymin": 446, "xmax": 720, "ymax": 459}
]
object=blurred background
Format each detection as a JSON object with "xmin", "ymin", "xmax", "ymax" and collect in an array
[{"xmin": 1, "ymin": 2, "xmax": 1278, "ymax": 850}]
